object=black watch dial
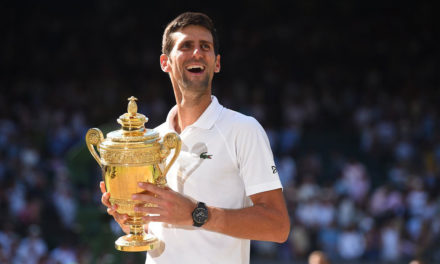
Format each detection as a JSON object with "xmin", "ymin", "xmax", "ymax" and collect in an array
[
  {"xmin": 192, "ymin": 202, "xmax": 208, "ymax": 227},
  {"xmin": 193, "ymin": 208, "xmax": 208, "ymax": 223}
]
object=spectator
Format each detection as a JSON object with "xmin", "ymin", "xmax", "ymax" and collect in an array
[
  {"xmin": 308, "ymin": 250, "xmax": 330, "ymax": 264},
  {"xmin": 380, "ymin": 219, "xmax": 401, "ymax": 261},
  {"xmin": 49, "ymin": 241, "xmax": 78, "ymax": 264},
  {"xmin": 13, "ymin": 225, "xmax": 48, "ymax": 264},
  {"xmin": 0, "ymin": 222, "xmax": 19, "ymax": 262},
  {"xmin": 289, "ymin": 222, "xmax": 310, "ymax": 258},
  {"xmin": 341, "ymin": 159, "xmax": 370, "ymax": 204},
  {"xmin": 337, "ymin": 225, "xmax": 366, "ymax": 260}
]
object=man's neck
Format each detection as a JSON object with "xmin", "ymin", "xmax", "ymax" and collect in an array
[{"xmin": 173, "ymin": 92, "xmax": 212, "ymax": 134}]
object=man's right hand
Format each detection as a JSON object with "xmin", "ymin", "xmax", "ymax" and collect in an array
[{"xmin": 100, "ymin": 181, "xmax": 130, "ymax": 234}]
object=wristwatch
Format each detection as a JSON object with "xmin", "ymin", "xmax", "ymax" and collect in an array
[{"xmin": 192, "ymin": 202, "xmax": 209, "ymax": 227}]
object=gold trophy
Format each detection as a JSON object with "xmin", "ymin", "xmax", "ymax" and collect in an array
[{"xmin": 85, "ymin": 96, "xmax": 181, "ymax": 252}]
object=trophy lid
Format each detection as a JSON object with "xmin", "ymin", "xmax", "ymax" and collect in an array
[{"xmin": 107, "ymin": 96, "xmax": 159, "ymax": 143}]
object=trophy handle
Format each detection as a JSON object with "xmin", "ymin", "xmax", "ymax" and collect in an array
[
  {"xmin": 85, "ymin": 128, "xmax": 104, "ymax": 167},
  {"xmin": 160, "ymin": 132, "xmax": 181, "ymax": 177}
]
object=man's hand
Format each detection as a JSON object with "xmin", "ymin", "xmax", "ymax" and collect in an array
[
  {"xmin": 132, "ymin": 182, "xmax": 196, "ymax": 226},
  {"xmin": 100, "ymin": 181, "xmax": 130, "ymax": 234}
]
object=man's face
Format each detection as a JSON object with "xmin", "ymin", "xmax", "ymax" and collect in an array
[{"xmin": 161, "ymin": 25, "xmax": 220, "ymax": 93}]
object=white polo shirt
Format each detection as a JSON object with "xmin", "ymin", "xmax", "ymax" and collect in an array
[{"xmin": 146, "ymin": 96, "xmax": 282, "ymax": 264}]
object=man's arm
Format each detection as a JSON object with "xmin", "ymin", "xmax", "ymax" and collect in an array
[
  {"xmin": 206, "ymin": 188, "xmax": 290, "ymax": 243},
  {"xmin": 132, "ymin": 182, "xmax": 290, "ymax": 243}
]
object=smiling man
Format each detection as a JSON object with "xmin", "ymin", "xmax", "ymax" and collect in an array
[{"xmin": 101, "ymin": 12, "xmax": 290, "ymax": 264}]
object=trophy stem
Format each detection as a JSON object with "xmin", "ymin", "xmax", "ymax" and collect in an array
[
  {"xmin": 130, "ymin": 223, "xmax": 143, "ymax": 236},
  {"xmin": 114, "ymin": 217, "xmax": 159, "ymax": 252}
]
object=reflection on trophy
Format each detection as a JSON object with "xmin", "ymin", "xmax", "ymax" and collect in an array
[{"xmin": 85, "ymin": 96, "xmax": 181, "ymax": 252}]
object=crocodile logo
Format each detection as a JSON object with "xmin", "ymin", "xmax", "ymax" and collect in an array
[{"xmin": 200, "ymin": 152, "xmax": 212, "ymax": 159}]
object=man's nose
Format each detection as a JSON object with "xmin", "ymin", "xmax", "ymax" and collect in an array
[{"xmin": 192, "ymin": 48, "xmax": 202, "ymax": 59}]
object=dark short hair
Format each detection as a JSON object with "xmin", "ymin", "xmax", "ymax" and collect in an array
[{"xmin": 162, "ymin": 12, "xmax": 219, "ymax": 56}]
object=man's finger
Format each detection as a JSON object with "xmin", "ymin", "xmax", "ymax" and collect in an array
[
  {"xmin": 142, "ymin": 215, "xmax": 164, "ymax": 223},
  {"xmin": 118, "ymin": 214, "xmax": 129, "ymax": 224},
  {"xmin": 100, "ymin": 181, "xmax": 106, "ymax": 194},
  {"xmin": 134, "ymin": 205, "xmax": 163, "ymax": 215},
  {"xmin": 107, "ymin": 210, "xmax": 129, "ymax": 226},
  {"xmin": 132, "ymin": 193, "xmax": 162, "ymax": 205},
  {"xmin": 107, "ymin": 207, "xmax": 116, "ymax": 216},
  {"xmin": 113, "ymin": 211, "xmax": 130, "ymax": 224},
  {"xmin": 101, "ymin": 192, "xmax": 112, "ymax": 208},
  {"xmin": 138, "ymin": 182, "xmax": 168, "ymax": 196}
]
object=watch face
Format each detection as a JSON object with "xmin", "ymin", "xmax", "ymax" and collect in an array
[{"xmin": 193, "ymin": 208, "xmax": 208, "ymax": 224}]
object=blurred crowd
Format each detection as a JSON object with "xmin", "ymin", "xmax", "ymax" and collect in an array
[{"xmin": 1, "ymin": 1, "xmax": 438, "ymax": 264}]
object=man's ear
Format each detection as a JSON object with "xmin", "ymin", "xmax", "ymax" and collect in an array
[
  {"xmin": 214, "ymin": 54, "xmax": 221, "ymax": 73},
  {"xmin": 160, "ymin": 54, "xmax": 171, "ymax": 72}
]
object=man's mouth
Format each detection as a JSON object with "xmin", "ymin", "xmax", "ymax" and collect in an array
[{"xmin": 186, "ymin": 65, "xmax": 205, "ymax": 74}]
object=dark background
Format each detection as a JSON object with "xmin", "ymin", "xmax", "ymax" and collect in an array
[{"xmin": 0, "ymin": 1, "xmax": 438, "ymax": 263}]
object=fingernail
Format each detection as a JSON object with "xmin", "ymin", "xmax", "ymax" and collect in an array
[
  {"xmin": 132, "ymin": 194, "xmax": 137, "ymax": 199},
  {"xmin": 138, "ymin": 182, "xmax": 143, "ymax": 187}
]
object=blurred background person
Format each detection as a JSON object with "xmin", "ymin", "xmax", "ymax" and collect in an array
[{"xmin": 308, "ymin": 250, "xmax": 330, "ymax": 264}]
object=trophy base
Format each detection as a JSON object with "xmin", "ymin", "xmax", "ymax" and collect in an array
[{"xmin": 115, "ymin": 233, "xmax": 159, "ymax": 252}]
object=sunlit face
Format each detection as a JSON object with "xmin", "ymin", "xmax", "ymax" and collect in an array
[{"xmin": 161, "ymin": 25, "xmax": 220, "ymax": 94}]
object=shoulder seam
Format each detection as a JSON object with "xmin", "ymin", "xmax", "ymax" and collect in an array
[{"xmin": 212, "ymin": 109, "xmax": 238, "ymax": 169}]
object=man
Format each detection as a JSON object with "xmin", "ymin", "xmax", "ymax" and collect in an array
[{"xmin": 101, "ymin": 12, "xmax": 290, "ymax": 263}]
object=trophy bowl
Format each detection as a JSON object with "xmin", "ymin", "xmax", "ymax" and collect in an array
[{"xmin": 85, "ymin": 96, "xmax": 181, "ymax": 252}]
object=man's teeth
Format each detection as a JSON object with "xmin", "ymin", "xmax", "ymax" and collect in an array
[{"xmin": 187, "ymin": 65, "xmax": 205, "ymax": 70}]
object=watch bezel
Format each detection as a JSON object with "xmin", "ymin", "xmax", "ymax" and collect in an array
[{"xmin": 192, "ymin": 202, "xmax": 208, "ymax": 227}]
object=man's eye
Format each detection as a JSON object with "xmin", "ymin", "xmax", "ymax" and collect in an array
[
  {"xmin": 201, "ymin": 44, "xmax": 210, "ymax": 50},
  {"xmin": 181, "ymin": 43, "xmax": 191, "ymax": 49}
]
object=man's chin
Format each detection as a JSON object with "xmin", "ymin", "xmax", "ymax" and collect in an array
[
  {"xmin": 182, "ymin": 79, "xmax": 210, "ymax": 92},
  {"xmin": 184, "ymin": 85, "xmax": 209, "ymax": 93}
]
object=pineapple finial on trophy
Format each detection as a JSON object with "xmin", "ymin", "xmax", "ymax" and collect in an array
[{"xmin": 127, "ymin": 96, "xmax": 138, "ymax": 116}]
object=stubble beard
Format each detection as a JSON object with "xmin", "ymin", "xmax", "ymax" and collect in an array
[{"xmin": 180, "ymin": 72, "xmax": 211, "ymax": 94}]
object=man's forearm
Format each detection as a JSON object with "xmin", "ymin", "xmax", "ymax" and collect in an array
[{"xmin": 204, "ymin": 190, "xmax": 290, "ymax": 243}]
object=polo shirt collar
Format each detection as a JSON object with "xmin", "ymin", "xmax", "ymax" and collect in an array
[{"xmin": 165, "ymin": 96, "xmax": 223, "ymax": 131}]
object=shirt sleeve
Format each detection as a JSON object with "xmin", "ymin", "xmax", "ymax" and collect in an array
[{"xmin": 235, "ymin": 116, "xmax": 282, "ymax": 196}]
